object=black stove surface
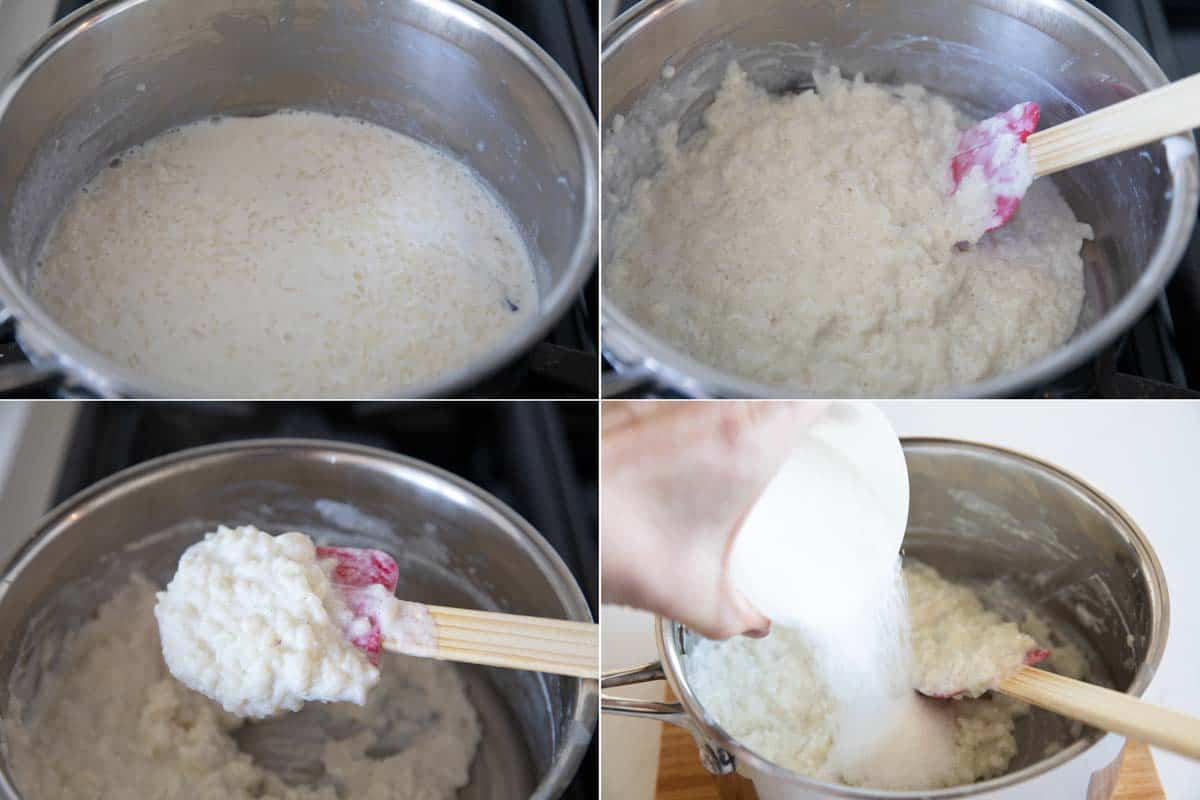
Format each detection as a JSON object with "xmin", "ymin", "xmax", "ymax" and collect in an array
[
  {"xmin": 18, "ymin": 0, "xmax": 599, "ymax": 399},
  {"xmin": 468, "ymin": 0, "xmax": 599, "ymax": 398},
  {"xmin": 53, "ymin": 399, "xmax": 598, "ymax": 799},
  {"xmin": 1069, "ymin": 0, "xmax": 1200, "ymax": 397},
  {"xmin": 606, "ymin": 0, "xmax": 1200, "ymax": 398}
]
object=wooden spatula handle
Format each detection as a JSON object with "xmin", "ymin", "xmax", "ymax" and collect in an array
[
  {"xmin": 999, "ymin": 667, "xmax": 1200, "ymax": 760},
  {"xmin": 385, "ymin": 604, "xmax": 598, "ymax": 679},
  {"xmin": 1029, "ymin": 72, "xmax": 1200, "ymax": 177}
]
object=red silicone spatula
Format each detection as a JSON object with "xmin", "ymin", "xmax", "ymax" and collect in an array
[
  {"xmin": 316, "ymin": 545, "xmax": 399, "ymax": 665},
  {"xmin": 952, "ymin": 72, "xmax": 1200, "ymax": 233},
  {"xmin": 318, "ymin": 545, "xmax": 598, "ymax": 678},
  {"xmin": 916, "ymin": 645, "xmax": 1200, "ymax": 761},
  {"xmin": 917, "ymin": 646, "xmax": 1049, "ymax": 699}
]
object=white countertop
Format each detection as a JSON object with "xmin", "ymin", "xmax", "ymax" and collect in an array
[{"xmin": 601, "ymin": 400, "xmax": 1200, "ymax": 799}]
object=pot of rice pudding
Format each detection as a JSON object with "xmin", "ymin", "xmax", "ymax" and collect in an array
[
  {"xmin": 601, "ymin": 0, "xmax": 1199, "ymax": 398},
  {"xmin": 0, "ymin": 439, "xmax": 596, "ymax": 799},
  {"xmin": 602, "ymin": 439, "xmax": 1168, "ymax": 799},
  {"xmin": 0, "ymin": 0, "xmax": 597, "ymax": 398}
]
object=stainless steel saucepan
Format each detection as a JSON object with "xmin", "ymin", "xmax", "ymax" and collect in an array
[
  {"xmin": 602, "ymin": 438, "xmax": 1168, "ymax": 799},
  {"xmin": 0, "ymin": 0, "xmax": 598, "ymax": 398},
  {"xmin": 0, "ymin": 439, "xmax": 597, "ymax": 799},
  {"xmin": 601, "ymin": 0, "xmax": 1199, "ymax": 398}
]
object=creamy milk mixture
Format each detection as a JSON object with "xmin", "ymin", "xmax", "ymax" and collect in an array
[
  {"xmin": 155, "ymin": 525, "xmax": 379, "ymax": 718},
  {"xmin": 34, "ymin": 111, "xmax": 538, "ymax": 397},
  {"xmin": 689, "ymin": 561, "xmax": 1082, "ymax": 790},
  {"xmin": 4, "ymin": 577, "xmax": 481, "ymax": 800},
  {"xmin": 605, "ymin": 66, "xmax": 1093, "ymax": 395}
]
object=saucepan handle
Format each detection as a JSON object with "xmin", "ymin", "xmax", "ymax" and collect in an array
[
  {"xmin": 602, "ymin": 660, "xmax": 737, "ymax": 776},
  {"xmin": 601, "ymin": 660, "xmax": 688, "ymax": 723},
  {"xmin": 0, "ymin": 312, "xmax": 66, "ymax": 395},
  {"xmin": 0, "ymin": 361, "xmax": 62, "ymax": 395},
  {"xmin": 601, "ymin": 364, "xmax": 657, "ymax": 398}
]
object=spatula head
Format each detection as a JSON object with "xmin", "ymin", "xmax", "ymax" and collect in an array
[
  {"xmin": 317, "ymin": 545, "xmax": 399, "ymax": 665},
  {"xmin": 918, "ymin": 647, "xmax": 1051, "ymax": 699},
  {"xmin": 951, "ymin": 101, "xmax": 1040, "ymax": 232}
]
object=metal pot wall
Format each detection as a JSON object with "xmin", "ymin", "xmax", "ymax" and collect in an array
[
  {"xmin": 0, "ymin": 0, "xmax": 598, "ymax": 398},
  {"xmin": 601, "ymin": 0, "xmax": 619, "ymax": 30},
  {"xmin": 601, "ymin": 0, "xmax": 1199, "ymax": 398},
  {"xmin": 0, "ymin": 439, "xmax": 597, "ymax": 799},
  {"xmin": 602, "ymin": 439, "xmax": 1168, "ymax": 799}
]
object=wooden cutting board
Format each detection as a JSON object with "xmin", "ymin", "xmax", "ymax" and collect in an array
[{"xmin": 654, "ymin": 722, "xmax": 1165, "ymax": 800}]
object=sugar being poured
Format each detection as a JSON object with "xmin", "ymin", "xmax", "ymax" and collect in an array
[{"xmin": 728, "ymin": 402, "xmax": 957, "ymax": 786}]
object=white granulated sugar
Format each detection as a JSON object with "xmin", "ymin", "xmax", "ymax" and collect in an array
[
  {"xmin": 698, "ymin": 404, "xmax": 1066, "ymax": 789},
  {"xmin": 35, "ymin": 111, "xmax": 538, "ymax": 397},
  {"xmin": 727, "ymin": 402, "xmax": 912, "ymax": 771},
  {"xmin": 6, "ymin": 576, "xmax": 481, "ymax": 800},
  {"xmin": 605, "ymin": 66, "xmax": 1093, "ymax": 395},
  {"xmin": 688, "ymin": 561, "xmax": 1041, "ymax": 789},
  {"xmin": 154, "ymin": 525, "xmax": 378, "ymax": 718}
]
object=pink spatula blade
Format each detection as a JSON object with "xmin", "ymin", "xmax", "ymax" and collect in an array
[
  {"xmin": 921, "ymin": 646, "xmax": 1051, "ymax": 699},
  {"xmin": 318, "ymin": 545, "xmax": 399, "ymax": 665},
  {"xmin": 317, "ymin": 545, "xmax": 399, "ymax": 589},
  {"xmin": 951, "ymin": 101, "xmax": 1040, "ymax": 231}
]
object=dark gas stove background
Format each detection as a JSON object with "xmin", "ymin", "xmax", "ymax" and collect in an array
[
  {"xmin": 1117, "ymin": 0, "xmax": 1200, "ymax": 391},
  {"xmin": 608, "ymin": 0, "xmax": 1200, "ymax": 398},
  {"xmin": 52, "ymin": 399, "xmax": 599, "ymax": 799},
  {"xmin": 37, "ymin": 0, "xmax": 598, "ymax": 399},
  {"xmin": 455, "ymin": 0, "xmax": 599, "ymax": 398}
]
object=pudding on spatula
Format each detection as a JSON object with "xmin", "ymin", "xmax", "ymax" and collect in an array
[
  {"xmin": 154, "ymin": 525, "xmax": 383, "ymax": 718},
  {"xmin": 905, "ymin": 561, "xmax": 1050, "ymax": 699},
  {"xmin": 952, "ymin": 71, "xmax": 1200, "ymax": 238},
  {"xmin": 155, "ymin": 525, "xmax": 596, "ymax": 719}
]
